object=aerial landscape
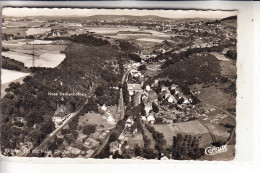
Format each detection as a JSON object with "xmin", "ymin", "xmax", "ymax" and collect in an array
[{"xmin": 1, "ymin": 8, "xmax": 237, "ymax": 160}]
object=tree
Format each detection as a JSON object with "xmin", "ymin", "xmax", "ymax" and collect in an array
[
  {"xmin": 48, "ymin": 142, "xmax": 58, "ymax": 152},
  {"xmin": 134, "ymin": 145, "xmax": 143, "ymax": 156},
  {"xmin": 226, "ymin": 50, "xmax": 237, "ymax": 60},
  {"xmin": 82, "ymin": 124, "xmax": 96, "ymax": 135},
  {"xmin": 152, "ymin": 102, "xmax": 159, "ymax": 113},
  {"xmin": 61, "ymin": 129, "xmax": 71, "ymax": 135},
  {"xmin": 155, "ymin": 117, "xmax": 164, "ymax": 124},
  {"xmin": 40, "ymin": 120, "xmax": 55, "ymax": 135},
  {"xmin": 138, "ymin": 64, "xmax": 147, "ymax": 71},
  {"xmin": 56, "ymin": 138, "xmax": 64, "ymax": 146}
]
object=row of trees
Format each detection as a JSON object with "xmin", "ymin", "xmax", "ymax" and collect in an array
[
  {"xmin": 2, "ymin": 56, "xmax": 28, "ymax": 72},
  {"xmin": 146, "ymin": 124, "xmax": 167, "ymax": 152},
  {"xmin": 172, "ymin": 133, "xmax": 204, "ymax": 160}
]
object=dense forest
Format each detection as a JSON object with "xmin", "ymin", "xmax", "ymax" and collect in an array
[
  {"xmin": 2, "ymin": 56, "xmax": 28, "ymax": 72},
  {"xmin": 157, "ymin": 53, "xmax": 221, "ymax": 85},
  {"xmin": 1, "ymin": 35, "xmax": 124, "ymax": 155}
]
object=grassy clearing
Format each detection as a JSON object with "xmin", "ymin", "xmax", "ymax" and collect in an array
[
  {"xmin": 1, "ymin": 69, "xmax": 30, "ymax": 84},
  {"xmin": 152, "ymin": 124, "xmax": 177, "ymax": 146},
  {"xmin": 2, "ymin": 28, "xmax": 27, "ymax": 37},
  {"xmin": 197, "ymin": 85, "xmax": 236, "ymax": 111},
  {"xmin": 172, "ymin": 120, "xmax": 209, "ymax": 135},
  {"xmin": 205, "ymin": 123, "xmax": 230, "ymax": 140},
  {"xmin": 78, "ymin": 112, "xmax": 113, "ymax": 130},
  {"xmin": 220, "ymin": 60, "xmax": 237, "ymax": 78}
]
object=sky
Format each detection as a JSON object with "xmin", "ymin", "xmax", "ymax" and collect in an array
[{"xmin": 3, "ymin": 8, "xmax": 237, "ymax": 19}]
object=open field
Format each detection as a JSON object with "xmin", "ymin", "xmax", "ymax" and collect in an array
[
  {"xmin": 1, "ymin": 69, "xmax": 30, "ymax": 84},
  {"xmin": 136, "ymin": 38, "xmax": 164, "ymax": 43},
  {"xmin": 172, "ymin": 120, "xmax": 209, "ymax": 135},
  {"xmin": 152, "ymin": 124, "xmax": 177, "ymax": 146},
  {"xmin": 78, "ymin": 112, "xmax": 114, "ymax": 130},
  {"xmin": 2, "ymin": 27, "xmax": 28, "ymax": 37},
  {"xmin": 127, "ymin": 133, "xmax": 145, "ymax": 149},
  {"xmin": 220, "ymin": 60, "xmax": 237, "ymax": 78},
  {"xmin": 152, "ymin": 121, "xmax": 210, "ymax": 146},
  {"xmin": 1, "ymin": 72, "xmax": 30, "ymax": 98},
  {"xmin": 25, "ymin": 28, "xmax": 51, "ymax": 35},
  {"xmin": 197, "ymin": 85, "xmax": 236, "ymax": 111},
  {"xmin": 205, "ymin": 123, "xmax": 230, "ymax": 141},
  {"xmin": 2, "ymin": 51, "xmax": 66, "ymax": 68}
]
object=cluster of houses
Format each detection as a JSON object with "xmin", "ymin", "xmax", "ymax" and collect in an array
[
  {"xmin": 52, "ymin": 114, "xmax": 72, "ymax": 128},
  {"xmin": 159, "ymin": 83, "xmax": 192, "ymax": 105},
  {"xmin": 109, "ymin": 116, "xmax": 143, "ymax": 156},
  {"xmin": 100, "ymin": 104, "xmax": 116, "ymax": 124}
]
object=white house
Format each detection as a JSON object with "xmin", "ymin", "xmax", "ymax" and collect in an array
[
  {"xmin": 101, "ymin": 104, "xmax": 108, "ymax": 111},
  {"xmin": 110, "ymin": 141, "xmax": 122, "ymax": 154},
  {"xmin": 125, "ymin": 118, "xmax": 134, "ymax": 128},
  {"xmin": 144, "ymin": 102, "xmax": 153, "ymax": 114},
  {"xmin": 161, "ymin": 86, "xmax": 169, "ymax": 92},
  {"xmin": 141, "ymin": 116, "xmax": 147, "ymax": 121},
  {"xmin": 168, "ymin": 95, "xmax": 177, "ymax": 103},
  {"xmin": 171, "ymin": 84, "xmax": 178, "ymax": 90},
  {"xmin": 129, "ymin": 90, "xmax": 135, "ymax": 96},
  {"xmin": 147, "ymin": 115, "xmax": 155, "ymax": 124},
  {"xmin": 146, "ymin": 85, "xmax": 151, "ymax": 91},
  {"xmin": 107, "ymin": 115, "xmax": 115, "ymax": 123},
  {"xmin": 52, "ymin": 113, "xmax": 71, "ymax": 128}
]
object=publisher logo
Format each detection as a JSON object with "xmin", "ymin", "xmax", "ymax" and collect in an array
[{"xmin": 205, "ymin": 145, "xmax": 228, "ymax": 155}]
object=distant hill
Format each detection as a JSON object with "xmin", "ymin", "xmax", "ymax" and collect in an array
[
  {"xmin": 84, "ymin": 15, "xmax": 171, "ymax": 21},
  {"xmin": 220, "ymin": 15, "xmax": 237, "ymax": 21},
  {"xmin": 3, "ymin": 14, "xmax": 171, "ymax": 21},
  {"xmin": 220, "ymin": 15, "xmax": 237, "ymax": 28}
]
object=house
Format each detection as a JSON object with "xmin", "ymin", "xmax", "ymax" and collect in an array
[
  {"xmin": 128, "ymin": 83, "xmax": 142, "ymax": 96},
  {"xmin": 104, "ymin": 112, "xmax": 115, "ymax": 124},
  {"xmin": 141, "ymin": 116, "xmax": 147, "ymax": 121},
  {"xmin": 110, "ymin": 141, "xmax": 122, "ymax": 154},
  {"xmin": 147, "ymin": 91, "xmax": 158, "ymax": 103},
  {"xmin": 171, "ymin": 84, "xmax": 178, "ymax": 90},
  {"xmin": 144, "ymin": 102, "xmax": 153, "ymax": 114},
  {"xmin": 107, "ymin": 115, "xmax": 115, "ymax": 123},
  {"xmin": 101, "ymin": 104, "xmax": 108, "ymax": 111},
  {"xmin": 147, "ymin": 115, "xmax": 155, "ymax": 124},
  {"xmin": 177, "ymin": 92, "xmax": 184, "ymax": 99},
  {"xmin": 125, "ymin": 118, "xmax": 134, "ymax": 128},
  {"xmin": 161, "ymin": 153, "xmax": 171, "ymax": 160},
  {"xmin": 165, "ymin": 92, "xmax": 171, "ymax": 99},
  {"xmin": 52, "ymin": 113, "xmax": 71, "ymax": 128},
  {"xmin": 142, "ymin": 94, "xmax": 148, "ymax": 101},
  {"xmin": 183, "ymin": 97, "xmax": 190, "ymax": 104},
  {"xmin": 146, "ymin": 85, "xmax": 151, "ymax": 91},
  {"xmin": 161, "ymin": 86, "xmax": 169, "ymax": 92},
  {"xmin": 175, "ymin": 88, "xmax": 180, "ymax": 94},
  {"xmin": 129, "ymin": 90, "xmax": 135, "ymax": 96},
  {"xmin": 67, "ymin": 147, "xmax": 81, "ymax": 155},
  {"xmin": 84, "ymin": 138, "xmax": 100, "ymax": 148},
  {"xmin": 168, "ymin": 95, "xmax": 177, "ymax": 103}
]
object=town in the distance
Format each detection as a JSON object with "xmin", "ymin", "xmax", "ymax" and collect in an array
[{"xmin": 1, "ymin": 9, "xmax": 237, "ymax": 160}]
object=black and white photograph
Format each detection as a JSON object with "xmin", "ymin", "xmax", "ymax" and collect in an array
[{"xmin": 1, "ymin": 7, "xmax": 238, "ymax": 161}]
